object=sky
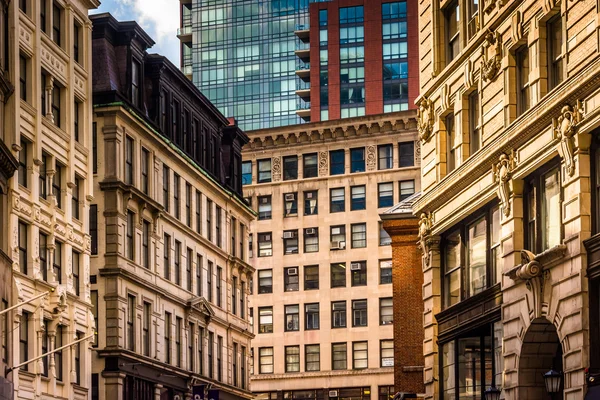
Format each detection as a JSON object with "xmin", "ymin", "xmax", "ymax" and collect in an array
[{"xmin": 89, "ymin": 0, "xmax": 181, "ymax": 67}]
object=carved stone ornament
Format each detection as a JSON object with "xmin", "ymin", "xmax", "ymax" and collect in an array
[
  {"xmin": 494, "ymin": 153, "xmax": 514, "ymax": 217},
  {"xmin": 510, "ymin": 11, "xmax": 523, "ymax": 44},
  {"xmin": 415, "ymin": 141, "xmax": 421, "ymax": 166},
  {"xmin": 318, "ymin": 151, "xmax": 328, "ymax": 176},
  {"xmin": 483, "ymin": 0, "xmax": 505, "ymax": 14},
  {"xmin": 553, "ymin": 102, "xmax": 584, "ymax": 177},
  {"xmin": 481, "ymin": 30, "xmax": 502, "ymax": 82},
  {"xmin": 417, "ymin": 97, "xmax": 434, "ymax": 143},
  {"xmin": 366, "ymin": 145, "xmax": 377, "ymax": 171},
  {"xmin": 271, "ymin": 156, "xmax": 282, "ymax": 182},
  {"xmin": 417, "ymin": 213, "xmax": 433, "ymax": 266},
  {"xmin": 464, "ymin": 59, "xmax": 475, "ymax": 89}
]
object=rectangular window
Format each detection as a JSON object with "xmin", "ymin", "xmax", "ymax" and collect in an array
[
  {"xmin": 176, "ymin": 317, "xmax": 182, "ymax": 367},
  {"xmin": 350, "ymin": 185, "xmax": 366, "ymax": 211},
  {"xmin": 378, "ymin": 145, "xmax": 393, "ymax": 170},
  {"xmin": 399, "ymin": 142, "xmax": 415, "ymax": 167},
  {"xmin": 232, "ymin": 276, "xmax": 238, "ymax": 315},
  {"xmin": 189, "ymin": 322, "xmax": 195, "ymax": 371},
  {"xmin": 93, "ymin": 123, "xmax": 98, "ymax": 174},
  {"xmin": 196, "ymin": 191, "xmax": 202, "ymax": 235},
  {"xmin": 284, "ymin": 193, "xmax": 298, "ymax": 217},
  {"xmin": 304, "ymin": 265, "xmax": 319, "ymax": 290},
  {"xmin": 352, "ymin": 299, "xmax": 368, "ymax": 327},
  {"xmin": 174, "ymin": 174, "xmax": 180, "ymax": 219},
  {"xmin": 283, "ymin": 156, "xmax": 298, "ymax": 180},
  {"xmin": 127, "ymin": 294, "xmax": 135, "ymax": 350},
  {"xmin": 380, "ymin": 260, "xmax": 393, "ymax": 284},
  {"xmin": 19, "ymin": 312, "xmax": 29, "ymax": 371},
  {"xmin": 304, "ymin": 191, "xmax": 318, "ymax": 215},
  {"xmin": 196, "ymin": 254, "xmax": 203, "ymax": 296},
  {"xmin": 469, "ymin": 91, "xmax": 481, "ymax": 155},
  {"xmin": 52, "ymin": 2, "xmax": 62, "ymax": 46},
  {"xmin": 186, "ymin": 248, "xmax": 193, "ymax": 291},
  {"xmin": 208, "ymin": 331, "xmax": 214, "ymax": 378},
  {"xmin": 207, "ymin": 200, "xmax": 213, "ymax": 241},
  {"xmin": 380, "ymin": 222, "xmax": 392, "ymax": 246},
  {"xmin": 305, "ymin": 303, "xmax": 320, "ymax": 330},
  {"xmin": 446, "ymin": 114, "xmax": 456, "ymax": 173},
  {"xmin": 143, "ymin": 302, "xmax": 151, "ymax": 357},
  {"xmin": 351, "ymin": 261, "xmax": 367, "ymax": 286},
  {"xmin": 216, "ymin": 266, "xmax": 222, "ymax": 307},
  {"xmin": 39, "ymin": 153, "xmax": 47, "ymax": 199},
  {"xmin": 285, "ymin": 346, "xmax": 300, "ymax": 373},
  {"xmin": 259, "ymin": 307, "xmax": 273, "ymax": 333},
  {"xmin": 352, "ymin": 341, "xmax": 368, "ymax": 369},
  {"xmin": 51, "ymin": 82, "xmax": 61, "ymax": 127},
  {"xmin": 72, "ymin": 251, "xmax": 80, "ymax": 296},
  {"xmin": 73, "ymin": 22, "xmax": 81, "ymax": 63},
  {"xmin": 141, "ymin": 150, "xmax": 150, "ymax": 195},
  {"xmin": 1, "ymin": 299, "xmax": 7, "ymax": 363},
  {"xmin": 207, "ymin": 262, "xmax": 213, "ymax": 302},
  {"xmin": 40, "ymin": 232, "xmax": 48, "ymax": 281},
  {"xmin": 400, "ymin": 180, "xmax": 415, "ymax": 200},
  {"xmin": 330, "ymin": 150, "xmax": 345, "ymax": 175},
  {"xmin": 380, "ymin": 297, "xmax": 393, "ymax": 325},
  {"xmin": 242, "ymin": 161, "xmax": 252, "ymax": 185},
  {"xmin": 215, "ymin": 206, "xmax": 222, "ymax": 247},
  {"xmin": 258, "ymin": 269, "xmax": 273, "ymax": 294},
  {"xmin": 303, "ymin": 153, "xmax": 318, "ymax": 178},
  {"xmin": 285, "ymin": 305, "xmax": 300, "ymax": 332},
  {"xmin": 350, "ymin": 147, "xmax": 365, "ymax": 173},
  {"xmin": 330, "ymin": 225, "xmax": 346, "ymax": 249},
  {"xmin": 91, "ymin": 291, "xmax": 98, "ymax": 347},
  {"xmin": 283, "ymin": 230, "xmax": 298, "ymax": 255},
  {"xmin": 284, "ymin": 267, "xmax": 299, "ymax": 292},
  {"xmin": 445, "ymin": 0, "xmax": 460, "ymax": 62},
  {"xmin": 125, "ymin": 136, "xmax": 133, "ymax": 185},
  {"xmin": 351, "ymin": 223, "xmax": 367, "ymax": 248},
  {"xmin": 380, "ymin": 340, "xmax": 394, "ymax": 367},
  {"xmin": 18, "ymin": 221, "xmax": 27, "ymax": 274},
  {"xmin": 164, "ymin": 312, "xmax": 171, "ymax": 363},
  {"xmin": 259, "ymin": 347, "xmax": 274, "ymax": 374},
  {"xmin": 258, "ymin": 233, "xmax": 273, "ymax": 257},
  {"xmin": 18, "ymin": 139, "xmax": 28, "ymax": 187},
  {"xmin": 378, "ymin": 182, "xmax": 394, "ymax": 208},
  {"xmin": 258, "ymin": 196, "xmax": 272, "ymax": 220},
  {"xmin": 332, "ymin": 342, "xmax": 347, "ymax": 370},
  {"xmin": 163, "ymin": 166, "xmax": 170, "ymax": 212},
  {"xmin": 53, "ymin": 241, "xmax": 62, "ymax": 283},
  {"xmin": 257, "ymin": 159, "xmax": 272, "ymax": 183},
  {"xmin": 126, "ymin": 211, "xmax": 134, "ymax": 260},
  {"xmin": 132, "ymin": 59, "xmax": 141, "ymax": 107},
  {"xmin": 516, "ymin": 45, "xmax": 530, "ymax": 116},
  {"xmin": 142, "ymin": 220, "xmax": 150, "ymax": 269},
  {"xmin": 231, "ymin": 217, "xmax": 237, "ymax": 257},
  {"xmin": 303, "ymin": 228, "xmax": 319, "ymax": 253},
  {"xmin": 548, "ymin": 15, "xmax": 563, "ymax": 91},
  {"xmin": 163, "ymin": 234, "xmax": 171, "ymax": 280},
  {"xmin": 72, "ymin": 176, "xmax": 80, "ymax": 219},
  {"xmin": 330, "ymin": 188, "xmax": 345, "ymax": 213},
  {"xmin": 332, "ymin": 301, "xmax": 347, "ymax": 328},
  {"xmin": 525, "ymin": 165, "xmax": 561, "ymax": 253},
  {"xmin": 305, "ymin": 344, "xmax": 320, "ymax": 372},
  {"xmin": 240, "ymin": 281, "xmax": 245, "ymax": 319},
  {"xmin": 90, "ymin": 205, "xmax": 98, "ymax": 255},
  {"xmin": 53, "ymin": 162, "xmax": 63, "ymax": 208},
  {"xmin": 55, "ymin": 325, "xmax": 63, "ymax": 380},
  {"xmin": 331, "ymin": 263, "xmax": 346, "ymax": 288},
  {"xmin": 241, "ymin": 346, "xmax": 246, "ymax": 388}
]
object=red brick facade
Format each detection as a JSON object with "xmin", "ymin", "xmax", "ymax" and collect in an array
[{"xmin": 382, "ymin": 217, "xmax": 424, "ymax": 396}]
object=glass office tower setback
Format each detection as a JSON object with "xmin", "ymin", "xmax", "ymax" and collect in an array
[{"xmin": 182, "ymin": 1, "xmax": 319, "ymax": 131}]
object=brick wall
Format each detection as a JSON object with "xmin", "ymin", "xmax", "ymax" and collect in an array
[{"xmin": 383, "ymin": 218, "xmax": 424, "ymax": 395}]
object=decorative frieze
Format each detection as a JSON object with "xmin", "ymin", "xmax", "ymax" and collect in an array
[
  {"xmin": 318, "ymin": 151, "xmax": 328, "ymax": 176},
  {"xmin": 272, "ymin": 156, "xmax": 282, "ymax": 182},
  {"xmin": 366, "ymin": 145, "xmax": 377, "ymax": 171}
]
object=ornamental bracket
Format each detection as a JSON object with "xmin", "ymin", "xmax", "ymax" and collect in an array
[
  {"xmin": 553, "ymin": 101, "xmax": 585, "ymax": 177},
  {"xmin": 417, "ymin": 212, "xmax": 434, "ymax": 266},
  {"xmin": 417, "ymin": 97, "xmax": 434, "ymax": 143},
  {"xmin": 493, "ymin": 152, "xmax": 515, "ymax": 218}
]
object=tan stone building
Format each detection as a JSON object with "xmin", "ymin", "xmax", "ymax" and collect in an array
[
  {"xmin": 415, "ymin": 0, "xmax": 600, "ymax": 399},
  {"xmin": 242, "ymin": 111, "xmax": 419, "ymax": 400},
  {"xmin": 4, "ymin": 0, "xmax": 100, "ymax": 399},
  {"xmin": 89, "ymin": 13, "xmax": 255, "ymax": 400}
]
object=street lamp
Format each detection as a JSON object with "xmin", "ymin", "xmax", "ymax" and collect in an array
[
  {"xmin": 483, "ymin": 386, "xmax": 501, "ymax": 400},
  {"xmin": 544, "ymin": 369, "xmax": 563, "ymax": 398}
]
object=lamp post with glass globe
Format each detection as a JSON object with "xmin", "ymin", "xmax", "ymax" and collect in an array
[{"xmin": 544, "ymin": 370, "xmax": 563, "ymax": 400}]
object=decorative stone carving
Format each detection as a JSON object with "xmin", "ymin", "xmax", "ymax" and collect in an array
[
  {"xmin": 271, "ymin": 156, "xmax": 281, "ymax": 182},
  {"xmin": 441, "ymin": 84, "xmax": 451, "ymax": 113},
  {"xmin": 483, "ymin": 0, "xmax": 505, "ymax": 13},
  {"xmin": 510, "ymin": 11, "xmax": 523, "ymax": 44},
  {"xmin": 415, "ymin": 141, "xmax": 421, "ymax": 166},
  {"xmin": 481, "ymin": 30, "xmax": 502, "ymax": 82},
  {"xmin": 494, "ymin": 153, "xmax": 514, "ymax": 217},
  {"xmin": 417, "ymin": 97, "xmax": 434, "ymax": 143},
  {"xmin": 318, "ymin": 152, "xmax": 328, "ymax": 176},
  {"xmin": 366, "ymin": 145, "xmax": 376, "ymax": 171},
  {"xmin": 418, "ymin": 213, "xmax": 433, "ymax": 266},
  {"xmin": 553, "ymin": 102, "xmax": 584, "ymax": 177},
  {"xmin": 465, "ymin": 59, "xmax": 475, "ymax": 89}
]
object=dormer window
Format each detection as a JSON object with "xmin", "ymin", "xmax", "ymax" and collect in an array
[{"xmin": 131, "ymin": 59, "xmax": 141, "ymax": 108}]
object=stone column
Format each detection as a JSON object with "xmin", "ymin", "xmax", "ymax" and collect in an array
[{"xmin": 103, "ymin": 371, "xmax": 127, "ymax": 400}]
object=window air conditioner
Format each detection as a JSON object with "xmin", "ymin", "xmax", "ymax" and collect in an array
[
  {"xmin": 329, "ymin": 391, "xmax": 338, "ymax": 398},
  {"xmin": 283, "ymin": 231, "xmax": 294, "ymax": 239},
  {"xmin": 284, "ymin": 193, "xmax": 296, "ymax": 201},
  {"xmin": 350, "ymin": 262, "xmax": 362, "ymax": 270},
  {"xmin": 331, "ymin": 241, "xmax": 341, "ymax": 250},
  {"xmin": 287, "ymin": 267, "xmax": 298, "ymax": 276},
  {"xmin": 305, "ymin": 228, "xmax": 317, "ymax": 235}
]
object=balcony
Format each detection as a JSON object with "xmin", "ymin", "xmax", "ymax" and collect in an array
[
  {"xmin": 294, "ymin": 24, "xmax": 310, "ymax": 43},
  {"xmin": 296, "ymin": 63, "xmax": 310, "ymax": 81},
  {"xmin": 177, "ymin": 25, "xmax": 192, "ymax": 41},
  {"xmin": 295, "ymin": 43, "xmax": 310, "ymax": 61},
  {"xmin": 296, "ymin": 102, "xmax": 311, "ymax": 121}
]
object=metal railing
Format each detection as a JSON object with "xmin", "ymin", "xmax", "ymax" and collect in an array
[{"xmin": 177, "ymin": 26, "xmax": 192, "ymax": 36}]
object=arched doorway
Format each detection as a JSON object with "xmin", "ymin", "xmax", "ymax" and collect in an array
[{"xmin": 518, "ymin": 318, "xmax": 563, "ymax": 399}]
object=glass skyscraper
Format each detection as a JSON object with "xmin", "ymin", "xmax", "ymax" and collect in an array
[{"xmin": 182, "ymin": 1, "xmax": 323, "ymax": 131}]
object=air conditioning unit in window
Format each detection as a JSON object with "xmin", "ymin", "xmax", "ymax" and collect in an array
[
  {"xmin": 306, "ymin": 192, "xmax": 314, "ymax": 199},
  {"xmin": 260, "ymin": 197, "xmax": 269, "ymax": 204},
  {"xmin": 284, "ymin": 193, "xmax": 296, "ymax": 201},
  {"xmin": 331, "ymin": 241, "xmax": 341, "ymax": 250},
  {"xmin": 283, "ymin": 231, "xmax": 295, "ymax": 239},
  {"xmin": 329, "ymin": 391, "xmax": 338, "ymax": 398},
  {"xmin": 350, "ymin": 262, "xmax": 362, "ymax": 270},
  {"xmin": 287, "ymin": 267, "xmax": 298, "ymax": 276},
  {"xmin": 305, "ymin": 228, "xmax": 317, "ymax": 235}
]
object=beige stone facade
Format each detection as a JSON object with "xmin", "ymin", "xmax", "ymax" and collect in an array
[
  {"xmin": 415, "ymin": 0, "xmax": 600, "ymax": 399},
  {"xmin": 4, "ymin": 0, "xmax": 100, "ymax": 399},
  {"xmin": 243, "ymin": 111, "xmax": 419, "ymax": 400}
]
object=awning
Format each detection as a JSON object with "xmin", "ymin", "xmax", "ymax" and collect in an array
[{"xmin": 585, "ymin": 385, "xmax": 600, "ymax": 400}]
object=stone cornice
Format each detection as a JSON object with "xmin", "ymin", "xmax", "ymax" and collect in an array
[
  {"xmin": 244, "ymin": 110, "xmax": 417, "ymax": 151},
  {"xmin": 414, "ymin": 56, "xmax": 600, "ymax": 215}
]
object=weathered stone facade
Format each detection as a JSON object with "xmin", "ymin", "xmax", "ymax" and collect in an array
[{"xmin": 416, "ymin": 0, "xmax": 600, "ymax": 399}]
